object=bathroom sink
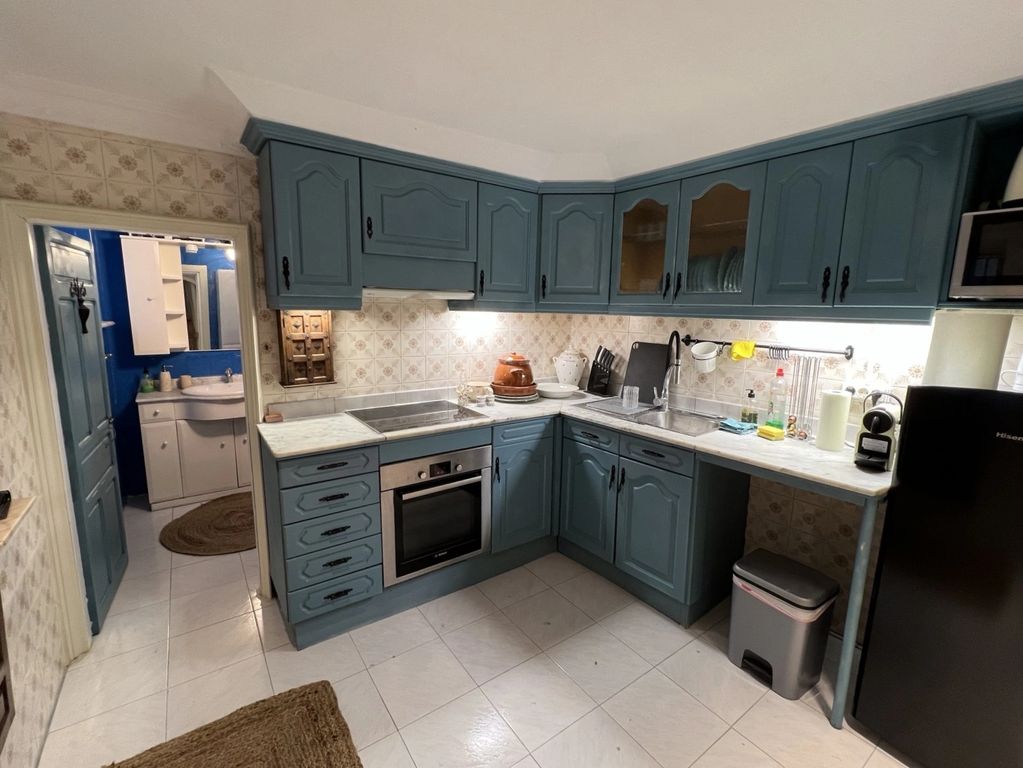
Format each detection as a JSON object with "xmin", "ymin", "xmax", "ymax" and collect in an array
[
  {"xmin": 634, "ymin": 409, "xmax": 721, "ymax": 437},
  {"xmin": 183, "ymin": 380, "xmax": 244, "ymax": 399}
]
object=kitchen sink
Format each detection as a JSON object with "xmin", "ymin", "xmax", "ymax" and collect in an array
[{"xmin": 632, "ymin": 408, "xmax": 721, "ymax": 436}]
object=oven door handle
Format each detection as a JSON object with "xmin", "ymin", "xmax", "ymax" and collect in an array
[{"xmin": 400, "ymin": 475, "xmax": 483, "ymax": 501}]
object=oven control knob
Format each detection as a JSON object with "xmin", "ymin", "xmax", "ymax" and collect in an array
[
  {"xmin": 455, "ymin": 464, "xmax": 463, "ymax": 472},
  {"xmin": 418, "ymin": 471, "xmax": 428, "ymax": 480}
]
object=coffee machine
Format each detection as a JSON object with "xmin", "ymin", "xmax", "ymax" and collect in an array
[{"xmin": 854, "ymin": 392, "xmax": 904, "ymax": 471}]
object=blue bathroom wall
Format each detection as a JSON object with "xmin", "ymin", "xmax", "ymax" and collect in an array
[{"xmin": 60, "ymin": 228, "xmax": 242, "ymax": 498}]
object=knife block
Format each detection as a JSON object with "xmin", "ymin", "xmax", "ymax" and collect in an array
[{"xmin": 586, "ymin": 362, "xmax": 612, "ymax": 395}]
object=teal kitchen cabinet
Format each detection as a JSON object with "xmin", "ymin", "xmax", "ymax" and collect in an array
[
  {"xmin": 492, "ymin": 435, "xmax": 554, "ymax": 552},
  {"xmin": 675, "ymin": 163, "xmax": 766, "ymax": 306},
  {"xmin": 476, "ymin": 184, "xmax": 539, "ymax": 306},
  {"xmin": 836, "ymin": 118, "xmax": 967, "ymax": 308},
  {"xmin": 754, "ymin": 144, "xmax": 853, "ymax": 307},
  {"xmin": 538, "ymin": 194, "xmax": 614, "ymax": 308},
  {"xmin": 258, "ymin": 141, "xmax": 363, "ymax": 309},
  {"xmin": 610, "ymin": 182, "xmax": 682, "ymax": 308},
  {"xmin": 559, "ymin": 438, "xmax": 617, "ymax": 562},
  {"xmin": 614, "ymin": 457, "xmax": 692, "ymax": 601}
]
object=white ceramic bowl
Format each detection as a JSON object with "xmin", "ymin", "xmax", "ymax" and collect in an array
[{"xmin": 537, "ymin": 383, "xmax": 580, "ymax": 399}]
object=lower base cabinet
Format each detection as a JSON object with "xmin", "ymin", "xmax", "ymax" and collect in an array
[
  {"xmin": 559, "ymin": 440, "xmax": 617, "ymax": 562},
  {"xmin": 492, "ymin": 436, "xmax": 554, "ymax": 553}
]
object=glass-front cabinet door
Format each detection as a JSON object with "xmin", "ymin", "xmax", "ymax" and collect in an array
[
  {"xmin": 610, "ymin": 182, "xmax": 681, "ymax": 307},
  {"xmin": 675, "ymin": 163, "xmax": 766, "ymax": 306}
]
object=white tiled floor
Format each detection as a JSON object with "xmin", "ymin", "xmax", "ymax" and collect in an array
[{"xmin": 40, "ymin": 505, "xmax": 915, "ymax": 768}]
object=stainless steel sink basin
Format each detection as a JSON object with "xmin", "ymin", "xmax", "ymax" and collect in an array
[{"xmin": 633, "ymin": 409, "xmax": 721, "ymax": 436}]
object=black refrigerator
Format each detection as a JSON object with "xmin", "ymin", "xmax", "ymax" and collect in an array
[{"xmin": 854, "ymin": 386, "xmax": 1023, "ymax": 768}]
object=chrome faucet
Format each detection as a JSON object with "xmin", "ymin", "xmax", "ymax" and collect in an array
[
  {"xmin": 653, "ymin": 331, "xmax": 684, "ymax": 411},
  {"xmin": 224, "ymin": 368, "xmax": 234, "ymax": 383}
]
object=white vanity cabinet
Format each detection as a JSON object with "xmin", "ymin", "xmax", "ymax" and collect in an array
[{"xmin": 139, "ymin": 401, "xmax": 251, "ymax": 509}]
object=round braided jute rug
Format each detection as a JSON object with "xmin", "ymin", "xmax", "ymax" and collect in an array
[{"xmin": 159, "ymin": 492, "xmax": 255, "ymax": 555}]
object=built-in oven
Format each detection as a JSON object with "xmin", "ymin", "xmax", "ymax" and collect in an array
[
  {"xmin": 380, "ymin": 445, "xmax": 491, "ymax": 587},
  {"xmin": 950, "ymin": 206, "xmax": 1023, "ymax": 299}
]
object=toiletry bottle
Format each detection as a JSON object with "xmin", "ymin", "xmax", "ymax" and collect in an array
[
  {"xmin": 140, "ymin": 368, "xmax": 155, "ymax": 393},
  {"xmin": 766, "ymin": 368, "xmax": 787, "ymax": 430},
  {"xmin": 158, "ymin": 364, "xmax": 173, "ymax": 392},
  {"xmin": 741, "ymin": 389, "xmax": 758, "ymax": 424}
]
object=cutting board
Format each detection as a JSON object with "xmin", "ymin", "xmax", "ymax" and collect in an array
[{"xmin": 622, "ymin": 342, "xmax": 670, "ymax": 404}]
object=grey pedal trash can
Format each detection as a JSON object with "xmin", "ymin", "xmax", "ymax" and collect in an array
[{"xmin": 728, "ymin": 549, "xmax": 840, "ymax": 700}]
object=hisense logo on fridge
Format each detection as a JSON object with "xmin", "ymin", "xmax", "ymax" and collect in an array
[{"xmin": 995, "ymin": 432, "xmax": 1023, "ymax": 442}]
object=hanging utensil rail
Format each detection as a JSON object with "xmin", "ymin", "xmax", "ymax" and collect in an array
[{"xmin": 680, "ymin": 334, "xmax": 854, "ymax": 361}]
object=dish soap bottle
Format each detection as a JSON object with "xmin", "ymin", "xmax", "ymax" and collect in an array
[
  {"xmin": 741, "ymin": 389, "xmax": 758, "ymax": 424},
  {"xmin": 766, "ymin": 368, "xmax": 787, "ymax": 430},
  {"xmin": 139, "ymin": 368, "xmax": 155, "ymax": 393}
]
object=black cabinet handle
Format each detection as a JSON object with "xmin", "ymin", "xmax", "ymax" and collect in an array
[
  {"xmin": 366, "ymin": 216, "xmax": 373, "ymax": 238},
  {"xmin": 820, "ymin": 266, "xmax": 832, "ymax": 304},
  {"xmin": 618, "ymin": 466, "xmax": 627, "ymax": 493},
  {"xmin": 673, "ymin": 271, "xmax": 683, "ymax": 300},
  {"xmin": 479, "ymin": 270, "xmax": 485, "ymax": 296},
  {"xmin": 322, "ymin": 557, "xmax": 352, "ymax": 569},
  {"xmin": 541, "ymin": 274, "xmax": 547, "ymax": 299},
  {"xmin": 581, "ymin": 431, "xmax": 600, "ymax": 441},
  {"xmin": 662, "ymin": 272, "xmax": 671, "ymax": 299},
  {"xmin": 324, "ymin": 588, "xmax": 353, "ymax": 601},
  {"xmin": 318, "ymin": 492, "xmax": 350, "ymax": 503},
  {"xmin": 494, "ymin": 456, "xmax": 501, "ymax": 482},
  {"xmin": 839, "ymin": 266, "xmax": 850, "ymax": 303},
  {"xmin": 316, "ymin": 461, "xmax": 349, "ymax": 471},
  {"xmin": 641, "ymin": 448, "xmax": 665, "ymax": 459},
  {"xmin": 321, "ymin": 525, "xmax": 351, "ymax": 537},
  {"xmin": 609, "ymin": 465, "xmax": 617, "ymax": 490},
  {"xmin": 282, "ymin": 256, "xmax": 291, "ymax": 290}
]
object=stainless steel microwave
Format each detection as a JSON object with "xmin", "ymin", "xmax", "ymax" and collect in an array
[{"xmin": 949, "ymin": 207, "xmax": 1023, "ymax": 299}]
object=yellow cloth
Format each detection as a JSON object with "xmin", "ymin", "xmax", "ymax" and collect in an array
[{"xmin": 730, "ymin": 340, "xmax": 756, "ymax": 361}]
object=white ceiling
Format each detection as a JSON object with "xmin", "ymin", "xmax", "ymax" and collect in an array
[{"xmin": 3, "ymin": 0, "xmax": 1023, "ymax": 179}]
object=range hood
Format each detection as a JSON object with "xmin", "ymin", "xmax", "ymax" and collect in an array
[{"xmin": 363, "ymin": 287, "xmax": 475, "ymax": 301}]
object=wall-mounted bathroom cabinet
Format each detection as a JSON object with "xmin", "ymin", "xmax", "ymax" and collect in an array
[{"xmin": 121, "ymin": 237, "xmax": 189, "ymax": 354}]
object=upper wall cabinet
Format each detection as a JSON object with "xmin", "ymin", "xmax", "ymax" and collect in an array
[
  {"xmin": 754, "ymin": 144, "xmax": 853, "ymax": 306},
  {"xmin": 476, "ymin": 184, "xmax": 539, "ymax": 306},
  {"xmin": 675, "ymin": 163, "xmax": 766, "ymax": 306},
  {"xmin": 610, "ymin": 183, "xmax": 682, "ymax": 308},
  {"xmin": 360, "ymin": 160, "xmax": 477, "ymax": 262},
  {"xmin": 836, "ymin": 118, "xmax": 967, "ymax": 308},
  {"xmin": 259, "ymin": 141, "xmax": 363, "ymax": 310},
  {"xmin": 539, "ymin": 194, "xmax": 614, "ymax": 308}
]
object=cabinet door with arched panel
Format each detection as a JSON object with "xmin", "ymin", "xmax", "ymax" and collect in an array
[
  {"xmin": 674, "ymin": 163, "xmax": 766, "ymax": 306},
  {"xmin": 610, "ymin": 182, "xmax": 681, "ymax": 308}
]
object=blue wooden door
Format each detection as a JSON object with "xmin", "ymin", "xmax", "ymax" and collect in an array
[
  {"xmin": 836, "ymin": 118, "xmax": 967, "ymax": 307},
  {"xmin": 614, "ymin": 458, "xmax": 692, "ymax": 600},
  {"xmin": 559, "ymin": 439, "xmax": 617, "ymax": 562},
  {"xmin": 261, "ymin": 141, "xmax": 362, "ymax": 309},
  {"xmin": 754, "ymin": 144, "xmax": 853, "ymax": 307},
  {"xmin": 492, "ymin": 437, "xmax": 553, "ymax": 553},
  {"xmin": 361, "ymin": 160, "xmax": 477, "ymax": 262},
  {"xmin": 675, "ymin": 163, "xmax": 766, "ymax": 306},
  {"xmin": 610, "ymin": 182, "xmax": 681, "ymax": 308},
  {"xmin": 36, "ymin": 227, "xmax": 127, "ymax": 634},
  {"xmin": 538, "ymin": 194, "xmax": 613, "ymax": 308},
  {"xmin": 476, "ymin": 184, "xmax": 538, "ymax": 306}
]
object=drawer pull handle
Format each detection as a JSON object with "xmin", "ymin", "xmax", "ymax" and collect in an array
[
  {"xmin": 324, "ymin": 588, "xmax": 353, "ymax": 601},
  {"xmin": 321, "ymin": 526, "xmax": 351, "ymax": 537},
  {"xmin": 641, "ymin": 448, "xmax": 666, "ymax": 458},
  {"xmin": 318, "ymin": 492, "xmax": 350, "ymax": 503},
  {"xmin": 316, "ymin": 460, "xmax": 349, "ymax": 471},
  {"xmin": 581, "ymin": 431, "xmax": 600, "ymax": 441},
  {"xmin": 323, "ymin": 557, "xmax": 352, "ymax": 568}
]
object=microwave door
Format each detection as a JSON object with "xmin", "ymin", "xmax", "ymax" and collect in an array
[{"xmin": 951, "ymin": 208, "xmax": 1023, "ymax": 299}]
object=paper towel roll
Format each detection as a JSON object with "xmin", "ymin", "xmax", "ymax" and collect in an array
[{"xmin": 816, "ymin": 389, "xmax": 852, "ymax": 452}]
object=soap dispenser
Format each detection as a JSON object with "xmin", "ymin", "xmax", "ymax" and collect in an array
[
  {"xmin": 158, "ymin": 364, "xmax": 173, "ymax": 392},
  {"xmin": 140, "ymin": 368, "xmax": 155, "ymax": 393},
  {"xmin": 741, "ymin": 389, "xmax": 758, "ymax": 424}
]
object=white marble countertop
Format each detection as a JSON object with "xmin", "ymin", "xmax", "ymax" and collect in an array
[{"xmin": 257, "ymin": 393, "xmax": 892, "ymax": 498}]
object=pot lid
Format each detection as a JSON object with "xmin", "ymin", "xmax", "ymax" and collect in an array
[{"xmin": 498, "ymin": 352, "xmax": 530, "ymax": 363}]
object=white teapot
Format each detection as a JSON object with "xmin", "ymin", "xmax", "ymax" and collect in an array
[{"xmin": 552, "ymin": 349, "xmax": 588, "ymax": 386}]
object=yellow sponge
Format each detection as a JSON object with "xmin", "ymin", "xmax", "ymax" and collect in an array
[{"xmin": 757, "ymin": 424, "xmax": 786, "ymax": 441}]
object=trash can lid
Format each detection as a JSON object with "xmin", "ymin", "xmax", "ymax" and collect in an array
[{"xmin": 733, "ymin": 549, "xmax": 840, "ymax": 609}]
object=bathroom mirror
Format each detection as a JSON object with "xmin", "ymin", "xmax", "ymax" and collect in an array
[{"xmin": 180, "ymin": 245, "xmax": 240, "ymax": 351}]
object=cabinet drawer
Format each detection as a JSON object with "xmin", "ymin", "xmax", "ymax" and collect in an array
[
  {"xmin": 280, "ymin": 473, "xmax": 380, "ymax": 524},
  {"xmin": 619, "ymin": 435, "xmax": 694, "ymax": 476},
  {"xmin": 138, "ymin": 402, "xmax": 175, "ymax": 423},
  {"xmin": 494, "ymin": 418, "xmax": 554, "ymax": 446},
  {"xmin": 286, "ymin": 566, "xmax": 383, "ymax": 622},
  {"xmin": 286, "ymin": 535, "xmax": 383, "ymax": 592},
  {"xmin": 283, "ymin": 505, "xmax": 382, "ymax": 558},
  {"xmin": 278, "ymin": 447, "xmax": 379, "ymax": 489},
  {"xmin": 563, "ymin": 419, "xmax": 619, "ymax": 452}
]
